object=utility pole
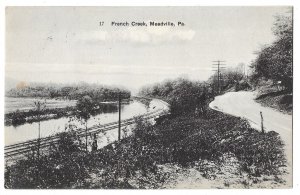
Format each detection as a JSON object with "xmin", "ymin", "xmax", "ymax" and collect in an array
[
  {"xmin": 260, "ymin": 111, "xmax": 265, "ymax": 134},
  {"xmin": 85, "ymin": 119, "xmax": 88, "ymax": 152},
  {"xmin": 34, "ymin": 100, "xmax": 46, "ymax": 160},
  {"xmin": 212, "ymin": 60, "xmax": 226, "ymax": 94},
  {"xmin": 118, "ymin": 92, "xmax": 121, "ymax": 141},
  {"xmin": 38, "ymin": 118, "xmax": 40, "ymax": 160}
]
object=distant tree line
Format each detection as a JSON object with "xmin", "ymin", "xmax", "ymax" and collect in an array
[
  {"xmin": 5, "ymin": 82, "xmax": 129, "ymax": 126},
  {"xmin": 250, "ymin": 13, "xmax": 292, "ymax": 91},
  {"xmin": 6, "ymin": 82, "xmax": 131, "ymax": 101}
]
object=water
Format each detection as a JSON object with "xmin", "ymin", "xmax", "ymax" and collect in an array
[{"xmin": 5, "ymin": 100, "xmax": 151, "ymax": 146}]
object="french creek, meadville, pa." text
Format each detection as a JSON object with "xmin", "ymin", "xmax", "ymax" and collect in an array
[{"xmin": 99, "ymin": 21, "xmax": 186, "ymax": 27}]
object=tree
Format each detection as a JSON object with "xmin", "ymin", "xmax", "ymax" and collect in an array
[
  {"xmin": 76, "ymin": 95, "xmax": 96, "ymax": 152},
  {"xmin": 208, "ymin": 66, "xmax": 245, "ymax": 92},
  {"xmin": 250, "ymin": 13, "xmax": 292, "ymax": 91},
  {"xmin": 138, "ymin": 77, "xmax": 211, "ymax": 115}
]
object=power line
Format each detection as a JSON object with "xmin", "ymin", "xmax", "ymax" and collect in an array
[{"xmin": 212, "ymin": 60, "xmax": 226, "ymax": 94}]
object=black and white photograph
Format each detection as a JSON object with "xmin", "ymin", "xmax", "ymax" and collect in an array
[{"xmin": 3, "ymin": 6, "xmax": 293, "ymax": 189}]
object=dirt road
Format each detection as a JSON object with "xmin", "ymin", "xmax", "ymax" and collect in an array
[{"xmin": 209, "ymin": 91, "xmax": 292, "ymax": 187}]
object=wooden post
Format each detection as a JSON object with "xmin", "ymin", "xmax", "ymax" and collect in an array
[
  {"xmin": 118, "ymin": 93, "xmax": 121, "ymax": 141},
  {"xmin": 260, "ymin": 111, "xmax": 264, "ymax": 134},
  {"xmin": 37, "ymin": 119, "xmax": 40, "ymax": 160},
  {"xmin": 217, "ymin": 61, "xmax": 220, "ymax": 94},
  {"xmin": 85, "ymin": 120, "xmax": 88, "ymax": 152}
]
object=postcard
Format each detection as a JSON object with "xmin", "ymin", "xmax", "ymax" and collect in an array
[{"xmin": 4, "ymin": 6, "xmax": 293, "ymax": 189}]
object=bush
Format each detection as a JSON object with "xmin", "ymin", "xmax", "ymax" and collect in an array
[
  {"xmin": 10, "ymin": 110, "xmax": 26, "ymax": 126},
  {"xmin": 5, "ymin": 130, "xmax": 88, "ymax": 189},
  {"xmin": 139, "ymin": 78, "xmax": 212, "ymax": 116}
]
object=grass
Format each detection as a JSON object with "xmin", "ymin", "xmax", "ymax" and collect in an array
[
  {"xmin": 5, "ymin": 108, "xmax": 286, "ymax": 189},
  {"xmin": 254, "ymin": 81, "xmax": 292, "ymax": 114},
  {"xmin": 256, "ymin": 92, "xmax": 292, "ymax": 115}
]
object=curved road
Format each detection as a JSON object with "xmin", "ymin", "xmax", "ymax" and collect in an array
[{"xmin": 209, "ymin": 91, "xmax": 292, "ymax": 186}]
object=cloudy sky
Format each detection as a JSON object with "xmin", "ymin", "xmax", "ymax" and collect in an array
[{"xmin": 6, "ymin": 7, "xmax": 291, "ymax": 93}]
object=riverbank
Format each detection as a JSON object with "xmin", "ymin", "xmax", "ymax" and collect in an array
[
  {"xmin": 5, "ymin": 107, "xmax": 287, "ymax": 189},
  {"xmin": 5, "ymin": 103, "xmax": 119, "ymax": 126}
]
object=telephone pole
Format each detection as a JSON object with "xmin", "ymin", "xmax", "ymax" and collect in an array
[
  {"xmin": 212, "ymin": 60, "xmax": 226, "ymax": 94},
  {"xmin": 118, "ymin": 92, "xmax": 121, "ymax": 141}
]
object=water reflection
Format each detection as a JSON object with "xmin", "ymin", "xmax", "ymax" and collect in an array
[{"xmin": 5, "ymin": 101, "xmax": 148, "ymax": 145}]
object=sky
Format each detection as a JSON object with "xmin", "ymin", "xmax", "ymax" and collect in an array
[{"xmin": 5, "ymin": 6, "xmax": 291, "ymax": 93}]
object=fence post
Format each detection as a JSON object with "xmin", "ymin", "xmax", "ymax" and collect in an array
[{"xmin": 260, "ymin": 111, "xmax": 265, "ymax": 134}]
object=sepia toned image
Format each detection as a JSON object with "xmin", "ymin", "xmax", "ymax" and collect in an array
[{"xmin": 4, "ymin": 6, "xmax": 292, "ymax": 189}]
